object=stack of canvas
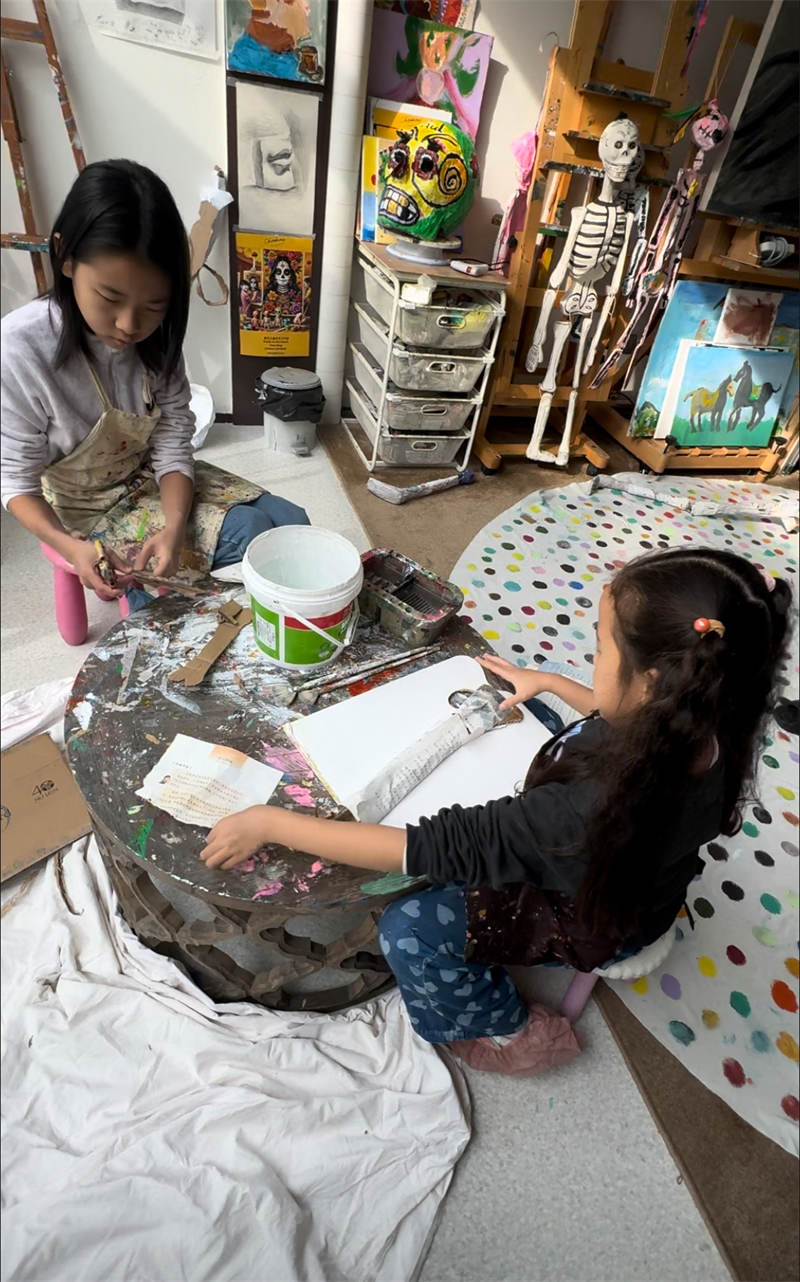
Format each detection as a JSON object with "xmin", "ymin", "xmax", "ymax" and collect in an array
[{"xmin": 631, "ymin": 284, "xmax": 798, "ymax": 448}]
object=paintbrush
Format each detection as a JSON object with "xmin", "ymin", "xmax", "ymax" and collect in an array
[{"xmin": 294, "ymin": 643, "xmax": 442, "ymax": 705}]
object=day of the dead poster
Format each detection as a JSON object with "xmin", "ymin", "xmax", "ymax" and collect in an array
[{"xmin": 235, "ymin": 230, "xmax": 312, "ymax": 357}]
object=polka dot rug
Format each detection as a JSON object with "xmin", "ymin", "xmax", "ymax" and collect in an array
[{"xmin": 451, "ymin": 473, "xmax": 799, "ymax": 1156}]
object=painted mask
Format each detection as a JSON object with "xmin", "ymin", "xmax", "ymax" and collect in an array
[
  {"xmin": 691, "ymin": 99, "xmax": 729, "ymax": 152},
  {"xmin": 598, "ymin": 117, "xmax": 642, "ymax": 185},
  {"xmin": 252, "ymin": 109, "xmax": 295, "ymax": 191},
  {"xmin": 378, "ymin": 121, "xmax": 477, "ymax": 241}
]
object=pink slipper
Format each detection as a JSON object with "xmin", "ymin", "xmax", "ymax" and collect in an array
[{"xmin": 447, "ymin": 1002, "xmax": 582, "ymax": 1075}]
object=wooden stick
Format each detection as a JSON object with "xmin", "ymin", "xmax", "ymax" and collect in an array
[{"xmin": 297, "ymin": 645, "xmax": 442, "ymax": 701}]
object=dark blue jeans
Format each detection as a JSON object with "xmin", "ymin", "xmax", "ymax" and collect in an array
[
  {"xmin": 125, "ymin": 491, "xmax": 309, "ymax": 611},
  {"xmin": 379, "ymin": 883, "xmax": 529, "ymax": 1044}
]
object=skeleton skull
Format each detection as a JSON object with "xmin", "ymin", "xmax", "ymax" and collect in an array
[
  {"xmin": 691, "ymin": 98, "xmax": 729, "ymax": 152},
  {"xmin": 252, "ymin": 109, "xmax": 295, "ymax": 191},
  {"xmin": 272, "ymin": 257, "xmax": 294, "ymax": 293},
  {"xmin": 378, "ymin": 120, "xmax": 477, "ymax": 242},
  {"xmin": 598, "ymin": 117, "xmax": 641, "ymax": 185}
]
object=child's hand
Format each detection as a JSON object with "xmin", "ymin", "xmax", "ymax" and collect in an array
[
  {"xmin": 134, "ymin": 527, "xmax": 183, "ymax": 579},
  {"xmin": 68, "ymin": 536, "xmax": 129, "ymax": 598},
  {"xmin": 200, "ymin": 807, "xmax": 271, "ymax": 870},
  {"xmin": 477, "ymin": 653, "xmax": 551, "ymax": 710}
]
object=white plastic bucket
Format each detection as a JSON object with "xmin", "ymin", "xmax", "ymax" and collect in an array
[{"xmin": 242, "ymin": 525, "xmax": 363, "ymax": 670}]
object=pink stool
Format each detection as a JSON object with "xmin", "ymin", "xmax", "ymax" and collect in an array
[
  {"xmin": 40, "ymin": 543, "xmax": 129, "ymax": 646},
  {"xmin": 560, "ymin": 923, "xmax": 678, "ymax": 1022}
]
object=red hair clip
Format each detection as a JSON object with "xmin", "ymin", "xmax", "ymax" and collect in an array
[{"xmin": 693, "ymin": 617, "xmax": 725, "ymax": 638}]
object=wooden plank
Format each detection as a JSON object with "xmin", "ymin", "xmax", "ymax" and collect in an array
[
  {"xmin": 589, "ymin": 402, "xmax": 781, "ymax": 474},
  {"xmin": 592, "ymin": 57, "xmax": 652, "ymax": 92},
  {"xmin": 578, "ymin": 83, "xmax": 671, "ymax": 108},
  {"xmin": 651, "ymin": 0, "xmax": 695, "ymax": 112},
  {"xmin": 569, "ymin": 0, "xmax": 613, "ymax": 85},
  {"xmin": 564, "ymin": 129, "xmax": 670, "ymax": 155},
  {"xmin": 0, "ymin": 53, "xmax": 48, "ymax": 293},
  {"xmin": 34, "ymin": 0, "xmax": 86, "ymax": 172},
  {"xmin": 679, "ymin": 258, "xmax": 799, "ymax": 291},
  {"xmin": 0, "ymin": 18, "xmax": 43, "ymax": 43},
  {"xmin": 1, "ymin": 232, "xmax": 49, "ymax": 251}
]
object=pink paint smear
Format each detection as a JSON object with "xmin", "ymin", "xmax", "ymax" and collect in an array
[{"xmin": 253, "ymin": 880, "xmax": 283, "ymax": 900}]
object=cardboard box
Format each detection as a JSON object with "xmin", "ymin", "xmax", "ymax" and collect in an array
[{"xmin": 1, "ymin": 733, "xmax": 91, "ymax": 882}]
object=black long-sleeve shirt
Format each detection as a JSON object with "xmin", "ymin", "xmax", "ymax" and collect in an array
[{"xmin": 405, "ymin": 717, "xmax": 726, "ymax": 953}]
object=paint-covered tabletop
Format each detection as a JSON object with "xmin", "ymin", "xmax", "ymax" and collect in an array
[{"xmin": 65, "ymin": 588, "xmax": 483, "ymax": 914}]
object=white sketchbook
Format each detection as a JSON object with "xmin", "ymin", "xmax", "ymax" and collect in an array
[{"xmin": 286, "ymin": 655, "xmax": 552, "ymax": 827}]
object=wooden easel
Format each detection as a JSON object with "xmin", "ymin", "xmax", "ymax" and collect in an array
[
  {"xmin": 1, "ymin": 0, "xmax": 85, "ymax": 293},
  {"xmin": 590, "ymin": 13, "xmax": 800, "ymax": 479},
  {"xmin": 472, "ymin": 0, "xmax": 698, "ymax": 474}
]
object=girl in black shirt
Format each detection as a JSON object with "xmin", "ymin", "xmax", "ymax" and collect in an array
[{"xmin": 200, "ymin": 549, "xmax": 791, "ymax": 1074}]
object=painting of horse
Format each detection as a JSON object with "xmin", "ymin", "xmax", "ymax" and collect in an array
[
  {"xmin": 683, "ymin": 376, "xmax": 734, "ymax": 432},
  {"xmin": 658, "ymin": 340, "xmax": 795, "ymax": 448}
]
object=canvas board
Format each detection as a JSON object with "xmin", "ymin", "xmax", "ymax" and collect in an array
[
  {"xmin": 654, "ymin": 339, "xmax": 794, "ymax": 448},
  {"xmin": 368, "ymin": 9, "xmax": 493, "ymax": 140},
  {"xmin": 630, "ymin": 282, "xmax": 798, "ymax": 439},
  {"xmin": 714, "ymin": 289, "xmax": 782, "ymax": 347},
  {"xmin": 234, "ymin": 80, "xmax": 318, "ymax": 235},
  {"xmin": 226, "ymin": 0, "xmax": 328, "ymax": 85},
  {"xmin": 80, "ymin": 0, "xmax": 218, "ymax": 60},
  {"xmin": 287, "ymin": 655, "xmax": 550, "ymax": 825}
]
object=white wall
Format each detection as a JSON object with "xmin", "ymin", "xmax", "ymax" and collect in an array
[{"xmin": 0, "ymin": 0, "xmax": 231, "ymax": 409}]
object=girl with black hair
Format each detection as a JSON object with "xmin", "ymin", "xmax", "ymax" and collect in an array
[
  {"xmin": 1, "ymin": 160, "xmax": 307, "ymax": 609},
  {"xmin": 198, "ymin": 548, "xmax": 792, "ymax": 1074}
]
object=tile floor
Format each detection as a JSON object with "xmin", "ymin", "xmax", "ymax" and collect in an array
[{"xmin": 0, "ymin": 425, "xmax": 730, "ymax": 1282}]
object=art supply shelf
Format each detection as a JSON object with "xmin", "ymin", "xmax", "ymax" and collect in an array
[{"xmin": 342, "ymin": 243, "xmax": 507, "ymax": 474}]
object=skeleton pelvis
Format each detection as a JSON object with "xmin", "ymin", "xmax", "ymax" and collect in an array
[{"xmin": 561, "ymin": 282, "xmax": 598, "ymax": 317}]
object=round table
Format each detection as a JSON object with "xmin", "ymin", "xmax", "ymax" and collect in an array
[{"xmin": 65, "ymin": 589, "xmax": 483, "ymax": 1012}]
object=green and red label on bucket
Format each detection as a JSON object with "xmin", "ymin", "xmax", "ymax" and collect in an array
[{"xmin": 242, "ymin": 526, "xmax": 364, "ymax": 671}]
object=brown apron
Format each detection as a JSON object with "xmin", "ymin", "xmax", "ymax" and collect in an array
[{"xmin": 41, "ymin": 358, "xmax": 262, "ymax": 580}]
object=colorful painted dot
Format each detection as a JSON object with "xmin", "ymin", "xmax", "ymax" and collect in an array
[
  {"xmin": 776, "ymin": 1032, "xmax": 799, "ymax": 1061},
  {"xmin": 771, "ymin": 981, "xmax": 798, "ymax": 1013},
  {"xmin": 752, "ymin": 926, "xmax": 777, "ymax": 947},
  {"xmin": 750, "ymin": 1030, "xmax": 771, "ymax": 1053},
  {"xmin": 702, "ymin": 1009, "xmax": 720, "ymax": 1029},
  {"xmin": 631, "ymin": 976, "xmax": 648, "ymax": 994},
  {"xmin": 730, "ymin": 991, "xmax": 751, "ymax": 1018},
  {"xmin": 693, "ymin": 897, "xmax": 715, "ymax": 918},
  {"xmin": 780, "ymin": 1095, "xmax": 799, "ymax": 1121},
  {"xmin": 722, "ymin": 1058, "xmax": 746, "ymax": 1087},
  {"xmin": 697, "ymin": 956, "xmax": 717, "ymax": 977},
  {"xmin": 784, "ymin": 890, "xmax": 799, "ymax": 909},
  {"xmin": 668, "ymin": 1020, "xmax": 695, "ymax": 1047},
  {"xmin": 742, "ymin": 822, "xmax": 759, "ymax": 839},
  {"xmin": 721, "ymin": 881, "xmax": 745, "ymax": 902},
  {"xmin": 759, "ymin": 893, "xmax": 782, "ymax": 915},
  {"xmin": 762, "ymin": 755, "xmax": 780, "ymax": 769},
  {"xmin": 503, "ymin": 581, "xmax": 522, "ymax": 592},
  {"xmin": 777, "ymin": 786, "xmax": 796, "ymax": 801},
  {"xmin": 660, "ymin": 974, "xmax": 681, "ymax": 999},
  {"xmin": 785, "ymin": 958, "xmax": 800, "ymax": 980},
  {"xmin": 726, "ymin": 945, "xmax": 746, "ymax": 966}
]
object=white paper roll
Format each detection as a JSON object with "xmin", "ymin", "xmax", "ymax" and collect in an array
[{"xmin": 317, "ymin": 0, "xmax": 373, "ymax": 424}]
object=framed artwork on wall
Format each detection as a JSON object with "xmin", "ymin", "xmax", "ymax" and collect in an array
[
  {"xmin": 225, "ymin": 0, "xmax": 327, "ymax": 86},
  {"xmin": 80, "ymin": 0, "xmax": 218, "ymax": 60},
  {"xmin": 233, "ymin": 79, "xmax": 319, "ymax": 235},
  {"xmin": 236, "ymin": 229, "xmax": 313, "ymax": 357}
]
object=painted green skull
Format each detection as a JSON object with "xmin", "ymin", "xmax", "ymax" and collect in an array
[{"xmin": 378, "ymin": 121, "xmax": 477, "ymax": 241}]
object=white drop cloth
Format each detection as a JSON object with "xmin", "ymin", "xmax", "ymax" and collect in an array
[{"xmin": 1, "ymin": 683, "xmax": 471, "ymax": 1282}]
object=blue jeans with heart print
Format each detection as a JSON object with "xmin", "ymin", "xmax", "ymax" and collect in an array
[{"xmin": 378, "ymin": 884, "xmax": 528, "ymax": 1044}]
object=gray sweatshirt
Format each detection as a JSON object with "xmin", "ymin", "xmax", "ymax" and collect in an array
[{"xmin": 1, "ymin": 297, "xmax": 195, "ymax": 509}]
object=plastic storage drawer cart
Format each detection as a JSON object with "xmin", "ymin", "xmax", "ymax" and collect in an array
[{"xmin": 343, "ymin": 245, "xmax": 507, "ymax": 473}]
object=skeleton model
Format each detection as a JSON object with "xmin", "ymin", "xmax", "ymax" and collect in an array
[
  {"xmin": 591, "ymin": 100, "xmax": 729, "ymax": 391},
  {"xmin": 524, "ymin": 117, "xmax": 641, "ymax": 466}
]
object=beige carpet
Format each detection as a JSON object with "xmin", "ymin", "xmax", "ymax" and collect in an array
[{"xmin": 320, "ymin": 422, "xmax": 799, "ymax": 1282}]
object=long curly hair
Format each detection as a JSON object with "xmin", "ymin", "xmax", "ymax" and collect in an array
[{"xmin": 525, "ymin": 548, "xmax": 792, "ymax": 940}]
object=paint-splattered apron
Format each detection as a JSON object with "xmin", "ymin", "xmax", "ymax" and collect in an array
[{"xmin": 41, "ymin": 357, "xmax": 263, "ymax": 580}]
